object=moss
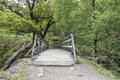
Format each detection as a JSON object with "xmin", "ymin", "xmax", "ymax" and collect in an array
[
  {"xmin": 76, "ymin": 56, "xmax": 81, "ymax": 64},
  {"xmin": 0, "ymin": 69, "xmax": 2, "ymax": 74}
]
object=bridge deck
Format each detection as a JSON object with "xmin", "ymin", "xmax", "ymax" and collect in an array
[{"xmin": 33, "ymin": 49, "xmax": 75, "ymax": 66}]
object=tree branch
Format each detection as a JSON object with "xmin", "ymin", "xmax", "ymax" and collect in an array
[
  {"xmin": 30, "ymin": 0, "xmax": 36, "ymax": 10},
  {"xmin": 42, "ymin": 20, "xmax": 55, "ymax": 38},
  {"xmin": 26, "ymin": 0, "xmax": 31, "ymax": 10},
  {"xmin": 0, "ymin": 1, "xmax": 23, "ymax": 17}
]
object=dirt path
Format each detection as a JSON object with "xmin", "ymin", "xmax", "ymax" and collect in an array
[
  {"xmin": 24, "ymin": 63, "xmax": 109, "ymax": 80},
  {"xmin": 0, "ymin": 58, "xmax": 109, "ymax": 80}
]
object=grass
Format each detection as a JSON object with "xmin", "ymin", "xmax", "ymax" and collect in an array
[
  {"xmin": 76, "ymin": 56, "xmax": 120, "ymax": 80},
  {"xmin": 11, "ymin": 69, "xmax": 29, "ymax": 80},
  {"xmin": 0, "ymin": 69, "xmax": 2, "ymax": 74},
  {"xmin": 76, "ymin": 56, "xmax": 81, "ymax": 64},
  {"xmin": 11, "ymin": 59, "xmax": 32, "ymax": 80}
]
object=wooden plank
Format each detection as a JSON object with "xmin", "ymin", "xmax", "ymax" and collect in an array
[
  {"xmin": 62, "ymin": 39, "xmax": 72, "ymax": 44},
  {"xmin": 86, "ymin": 57, "xmax": 100, "ymax": 63},
  {"xmin": 61, "ymin": 46, "xmax": 72, "ymax": 48},
  {"xmin": 24, "ymin": 48, "xmax": 32, "ymax": 57},
  {"xmin": 33, "ymin": 49, "xmax": 75, "ymax": 66},
  {"xmin": 65, "ymin": 34, "xmax": 71, "ymax": 39},
  {"xmin": 75, "ymin": 47, "xmax": 81, "ymax": 54}
]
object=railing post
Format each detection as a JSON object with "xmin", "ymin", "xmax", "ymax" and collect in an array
[
  {"xmin": 71, "ymin": 34, "xmax": 76, "ymax": 62},
  {"xmin": 31, "ymin": 34, "xmax": 37, "ymax": 56},
  {"xmin": 61, "ymin": 33, "xmax": 76, "ymax": 62},
  {"xmin": 40, "ymin": 38, "xmax": 42, "ymax": 53}
]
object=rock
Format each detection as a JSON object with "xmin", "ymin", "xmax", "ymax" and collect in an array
[
  {"xmin": 70, "ymin": 76, "xmax": 73, "ymax": 79},
  {"xmin": 38, "ymin": 68, "xmax": 44, "ymax": 77},
  {"xmin": 39, "ymin": 68, "xmax": 44, "ymax": 71},
  {"xmin": 0, "ymin": 74, "xmax": 11, "ymax": 80},
  {"xmin": 70, "ymin": 67, "xmax": 74, "ymax": 71},
  {"xmin": 40, "ymin": 70, "xmax": 43, "ymax": 73},
  {"xmin": 37, "ymin": 73, "xmax": 44, "ymax": 77},
  {"xmin": 77, "ymin": 74, "xmax": 84, "ymax": 76}
]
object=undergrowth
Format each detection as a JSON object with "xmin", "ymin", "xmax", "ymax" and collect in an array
[
  {"xmin": 12, "ymin": 69, "xmax": 28, "ymax": 80},
  {"xmin": 76, "ymin": 56, "xmax": 120, "ymax": 80},
  {"xmin": 0, "ymin": 34, "xmax": 32, "ymax": 69}
]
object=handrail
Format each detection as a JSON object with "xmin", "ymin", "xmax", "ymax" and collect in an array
[
  {"xmin": 61, "ymin": 33, "xmax": 76, "ymax": 61},
  {"xmin": 31, "ymin": 34, "xmax": 49, "ymax": 57},
  {"xmin": 62, "ymin": 39, "xmax": 72, "ymax": 44}
]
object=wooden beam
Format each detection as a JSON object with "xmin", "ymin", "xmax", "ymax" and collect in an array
[
  {"xmin": 75, "ymin": 47, "xmax": 81, "ymax": 54},
  {"xmin": 31, "ymin": 34, "xmax": 37, "ymax": 56},
  {"xmin": 62, "ymin": 39, "xmax": 72, "ymax": 44},
  {"xmin": 71, "ymin": 34, "xmax": 76, "ymax": 61},
  {"xmin": 2, "ymin": 42, "xmax": 32, "ymax": 70},
  {"xmin": 61, "ymin": 46, "xmax": 72, "ymax": 48}
]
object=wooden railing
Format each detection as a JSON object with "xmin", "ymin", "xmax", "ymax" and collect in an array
[
  {"xmin": 31, "ymin": 34, "xmax": 37, "ymax": 56},
  {"xmin": 61, "ymin": 33, "xmax": 76, "ymax": 61},
  {"xmin": 31, "ymin": 34, "xmax": 80, "ymax": 60},
  {"xmin": 31, "ymin": 34, "xmax": 49, "ymax": 56}
]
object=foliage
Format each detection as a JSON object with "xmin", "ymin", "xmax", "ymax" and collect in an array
[
  {"xmin": 0, "ymin": 11, "xmax": 36, "ymax": 34},
  {"xmin": 52, "ymin": 0, "xmax": 78, "ymax": 35},
  {"xmin": 0, "ymin": 0, "xmax": 119, "ymax": 78},
  {"xmin": 76, "ymin": 56, "xmax": 81, "ymax": 64},
  {"xmin": 0, "ymin": 34, "xmax": 31, "ymax": 68},
  {"xmin": 0, "ymin": 0, "xmax": 55, "ymax": 38},
  {"xmin": 52, "ymin": 0, "xmax": 120, "ymax": 77}
]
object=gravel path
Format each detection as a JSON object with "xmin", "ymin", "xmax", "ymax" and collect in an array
[
  {"xmin": 0, "ymin": 58, "xmax": 109, "ymax": 80},
  {"xmin": 24, "ymin": 63, "xmax": 109, "ymax": 80}
]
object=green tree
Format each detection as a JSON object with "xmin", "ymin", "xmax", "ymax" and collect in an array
[
  {"xmin": 52, "ymin": 0, "xmax": 120, "ymax": 76},
  {"xmin": 0, "ymin": 0, "xmax": 55, "ymax": 38}
]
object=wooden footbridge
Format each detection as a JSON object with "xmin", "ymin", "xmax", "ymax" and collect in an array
[
  {"xmin": 32, "ymin": 33, "xmax": 80, "ymax": 66},
  {"xmin": 33, "ymin": 49, "xmax": 75, "ymax": 66},
  {"xmin": 3, "ymin": 34, "xmax": 80, "ymax": 69}
]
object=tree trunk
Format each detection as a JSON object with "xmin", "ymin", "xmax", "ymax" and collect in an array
[
  {"xmin": 32, "ymin": 32, "xmax": 36, "ymax": 42},
  {"xmin": 93, "ymin": 35, "xmax": 98, "ymax": 55},
  {"xmin": 92, "ymin": 0, "xmax": 98, "ymax": 55},
  {"xmin": 92, "ymin": 0, "xmax": 95, "ymax": 10}
]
